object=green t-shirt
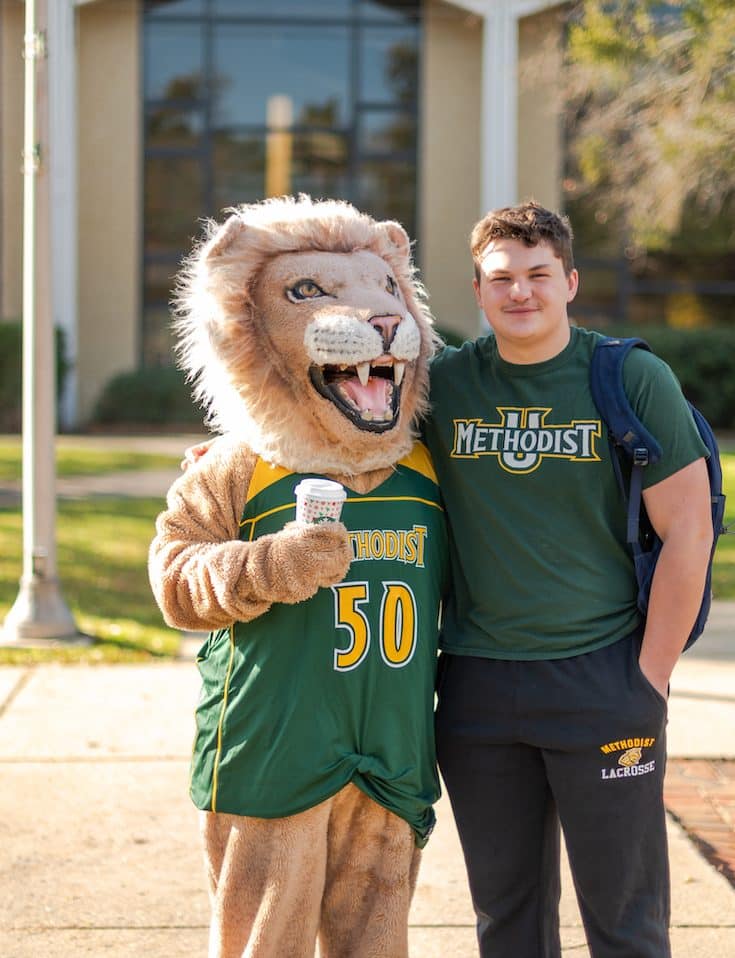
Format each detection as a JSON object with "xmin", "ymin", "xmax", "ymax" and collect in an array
[
  {"xmin": 423, "ymin": 325, "xmax": 708, "ymax": 660},
  {"xmin": 190, "ymin": 443, "xmax": 448, "ymax": 846}
]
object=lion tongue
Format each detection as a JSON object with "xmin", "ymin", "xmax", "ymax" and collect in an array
[{"xmin": 340, "ymin": 375, "xmax": 391, "ymax": 414}]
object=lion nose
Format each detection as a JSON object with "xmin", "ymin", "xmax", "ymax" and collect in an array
[{"xmin": 369, "ymin": 313, "xmax": 401, "ymax": 349}]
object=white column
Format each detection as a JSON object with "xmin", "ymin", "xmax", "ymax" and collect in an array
[
  {"xmin": 265, "ymin": 95, "xmax": 293, "ymax": 198},
  {"xmin": 480, "ymin": 0, "xmax": 518, "ymax": 214},
  {"xmin": 446, "ymin": 0, "xmax": 563, "ymax": 214},
  {"xmin": 48, "ymin": 0, "xmax": 78, "ymax": 429}
]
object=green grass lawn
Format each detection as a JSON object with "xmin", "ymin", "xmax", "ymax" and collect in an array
[
  {"xmin": 713, "ymin": 451, "xmax": 735, "ymax": 600},
  {"xmin": 0, "ymin": 497, "xmax": 178, "ymax": 663},
  {"xmin": 0, "ymin": 441, "xmax": 180, "ymax": 482}
]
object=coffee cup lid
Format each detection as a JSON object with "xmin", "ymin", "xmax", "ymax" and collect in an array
[{"xmin": 294, "ymin": 478, "xmax": 346, "ymax": 501}]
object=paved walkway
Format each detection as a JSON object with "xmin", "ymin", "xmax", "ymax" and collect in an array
[
  {"xmin": 0, "ymin": 436, "xmax": 734, "ymax": 955},
  {"xmin": 659, "ymin": 603, "xmax": 735, "ymax": 891},
  {"xmin": 1, "ymin": 628, "xmax": 734, "ymax": 958}
]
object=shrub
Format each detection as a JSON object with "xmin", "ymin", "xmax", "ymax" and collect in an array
[
  {"xmin": 92, "ymin": 365, "xmax": 203, "ymax": 427},
  {"xmin": 0, "ymin": 321, "xmax": 69, "ymax": 432},
  {"xmin": 611, "ymin": 327, "xmax": 735, "ymax": 431}
]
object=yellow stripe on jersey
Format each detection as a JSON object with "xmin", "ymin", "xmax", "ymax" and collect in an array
[
  {"xmin": 211, "ymin": 624, "xmax": 236, "ymax": 813},
  {"xmin": 246, "ymin": 442, "xmax": 436, "ymax": 503},
  {"xmin": 246, "ymin": 458, "xmax": 293, "ymax": 502},
  {"xmin": 241, "ymin": 495, "xmax": 442, "ymax": 536},
  {"xmin": 241, "ymin": 442, "xmax": 440, "ymax": 533},
  {"xmin": 398, "ymin": 441, "xmax": 438, "ymax": 486},
  {"xmin": 240, "ymin": 502, "xmax": 295, "ymax": 535},
  {"xmin": 343, "ymin": 495, "xmax": 443, "ymax": 512}
]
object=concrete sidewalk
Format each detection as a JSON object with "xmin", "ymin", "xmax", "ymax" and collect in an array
[{"xmin": 1, "ymin": 622, "xmax": 734, "ymax": 958}]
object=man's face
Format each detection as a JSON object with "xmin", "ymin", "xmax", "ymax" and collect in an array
[{"xmin": 473, "ymin": 238, "xmax": 579, "ymax": 363}]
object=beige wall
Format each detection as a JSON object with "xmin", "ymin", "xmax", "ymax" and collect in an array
[
  {"xmin": 421, "ymin": 3, "xmax": 565, "ymax": 342},
  {"xmin": 77, "ymin": 0, "xmax": 140, "ymax": 422},
  {"xmin": 420, "ymin": 0, "xmax": 482, "ymax": 341},
  {"xmin": 518, "ymin": 7, "xmax": 565, "ymax": 212},
  {"xmin": 1, "ymin": 0, "xmax": 24, "ymax": 320}
]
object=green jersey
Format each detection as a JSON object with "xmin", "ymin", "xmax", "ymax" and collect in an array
[
  {"xmin": 423, "ymin": 325, "xmax": 707, "ymax": 661},
  {"xmin": 190, "ymin": 443, "xmax": 448, "ymax": 846}
]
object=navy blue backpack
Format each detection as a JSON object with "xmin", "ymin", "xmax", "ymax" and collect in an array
[{"xmin": 590, "ymin": 336, "xmax": 727, "ymax": 650}]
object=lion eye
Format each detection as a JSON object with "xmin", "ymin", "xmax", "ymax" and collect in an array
[
  {"xmin": 385, "ymin": 275, "xmax": 399, "ymax": 297},
  {"xmin": 287, "ymin": 279, "xmax": 327, "ymax": 302}
]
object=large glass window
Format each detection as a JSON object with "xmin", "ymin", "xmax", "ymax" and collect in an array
[{"xmin": 142, "ymin": 0, "xmax": 421, "ymax": 366}]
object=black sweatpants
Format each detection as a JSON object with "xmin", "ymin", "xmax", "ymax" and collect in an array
[{"xmin": 435, "ymin": 632, "xmax": 670, "ymax": 958}]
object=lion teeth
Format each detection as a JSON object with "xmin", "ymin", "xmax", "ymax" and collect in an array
[
  {"xmin": 356, "ymin": 363, "xmax": 370, "ymax": 386},
  {"xmin": 394, "ymin": 362, "xmax": 405, "ymax": 387},
  {"xmin": 363, "ymin": 410, "xmax": 374, "ymax": 421}
]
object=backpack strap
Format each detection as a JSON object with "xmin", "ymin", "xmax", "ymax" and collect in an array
[{"xmin": 589, "ymin": 337, "xmax": 663, "ymax": 544}]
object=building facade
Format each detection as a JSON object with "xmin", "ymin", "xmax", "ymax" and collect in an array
[{"xmin": 1, "ymin": 0, "xmax": 566, "ymax": 425}]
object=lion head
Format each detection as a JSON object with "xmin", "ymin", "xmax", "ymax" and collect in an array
[{"xmin": 174, "ymin": 195, "xmax": 440, "ymax": 476}]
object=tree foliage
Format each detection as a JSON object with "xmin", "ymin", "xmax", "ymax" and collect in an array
[{"xmin": 564, "ymin": 0, "xmax": 735, "ymax": 249}]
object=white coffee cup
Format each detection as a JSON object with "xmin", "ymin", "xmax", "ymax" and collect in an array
[{"xmin": 294, "ymin": 479, "xmax": 347, "ymax": 524}]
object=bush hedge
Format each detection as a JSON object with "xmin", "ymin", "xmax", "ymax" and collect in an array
[
  {"xmin": 599, "ymin": 326, "xmax": 735, "ymax": 431},
  {"xmin": 616, "ymin": 326, "xmax": 735, "ymax": 430},
  {"xmin": 92, "ymin": 365, "xmax": 203, "ymax": 427},
  {"xmin": 437, "ymin": 325, "xmax": 735, "ymax": 431},
  {"xmin": 0, "ymin": 321, "xmax": 69, "ymax": 432}
]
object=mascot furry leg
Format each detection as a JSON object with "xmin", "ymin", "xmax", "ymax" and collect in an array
[
  {"xmin": 201, "ymin": 786, "xmax": 419, "ymax": 957},
  {"xmin": 149, "ymin": 196, "xmax": 447, "ymax": 957}
]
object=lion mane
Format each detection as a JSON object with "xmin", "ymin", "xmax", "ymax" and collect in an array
[{"xmin": 173, "ymin": 194, "xmax": 441, "ymax": 476}]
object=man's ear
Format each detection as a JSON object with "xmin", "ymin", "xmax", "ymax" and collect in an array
[
  {"xmin": 566, "ymin": 268, "xmax": 580, "ymax": 302},
  {"xmin": 472, "ymin": 276, "xmax": 482, "ymax": 308}
]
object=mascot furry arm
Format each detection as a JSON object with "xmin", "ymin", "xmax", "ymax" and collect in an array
[{"xmin": 149, "ymin": 437, "xmax": 352, "ymax": 630}]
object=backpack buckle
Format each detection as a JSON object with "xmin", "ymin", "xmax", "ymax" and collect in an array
[{"xmin": 633, "ymin": 447, "xmax": 649, "ymax": 466}]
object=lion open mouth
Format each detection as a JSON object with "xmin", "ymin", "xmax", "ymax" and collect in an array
[{"xmin": 309, "ymin": 361, "xmax": 405, "ymax": 433}]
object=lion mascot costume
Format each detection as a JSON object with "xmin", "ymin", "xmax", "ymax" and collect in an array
[{"xmin": 149, "ymin": 195, "xmax": 448, "ymax": 958}]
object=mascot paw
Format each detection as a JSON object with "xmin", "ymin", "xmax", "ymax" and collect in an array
[{"xmin": 265, "ymin": 521, "xmax": 352, "ymax": 604}]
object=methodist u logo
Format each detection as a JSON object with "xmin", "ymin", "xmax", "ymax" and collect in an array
[{"xmin": 450, "ymin": 407, "xmax": 602, "ymax": 474}]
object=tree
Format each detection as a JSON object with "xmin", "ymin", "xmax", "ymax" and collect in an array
[{"xmin": 563, "ymin": 0, "xmax": 735, "ymax": 250}]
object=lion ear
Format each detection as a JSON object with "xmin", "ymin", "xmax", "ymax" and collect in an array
[
  {"xmin": 202, "ymin": 215, "xmax": 245, "ymax": 261},
  {"xmin": 380, "ymin": 221, "xmax": 411, "ymax": 259}
]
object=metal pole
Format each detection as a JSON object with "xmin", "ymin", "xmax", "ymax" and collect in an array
[
  {"xmin": 50, "ymin": 0, "xmax": 78, "ymax": 430},
  {"xmin": 2, "ymin": 0, "xmax": 83, "ymax": 645}
]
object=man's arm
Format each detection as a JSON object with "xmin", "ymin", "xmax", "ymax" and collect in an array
[{"xmin": 638, "ymin": 457, "xmax": 713, "ymax": 697}]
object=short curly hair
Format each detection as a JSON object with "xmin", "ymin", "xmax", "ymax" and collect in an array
[{"xmin": 470, "ymin": 201, "xmax": 575, "ymax": 279}]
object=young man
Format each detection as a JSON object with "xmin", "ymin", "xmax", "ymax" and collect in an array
[{"xmin": 423, "ymin": 202, "xmax": 713, "ymax": 958}]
